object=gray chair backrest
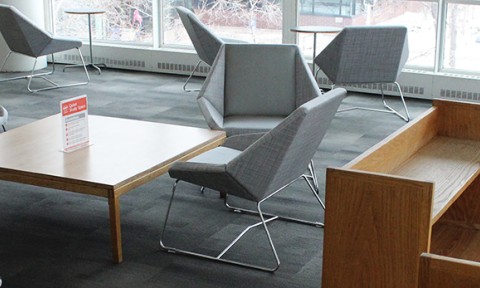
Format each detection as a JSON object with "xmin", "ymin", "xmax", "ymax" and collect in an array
[
  {"xmin": 197, "ymin": 43, "xmax": 321, "ymax": 128},
  {"xmin": 227, "ymin": 88, "xmax": 346, "ymax": 201},
  {"xmin": 176, "ymin": 7, "xmax": 224, "ymax": 66},
  {"xmin": 314, "ymin": 26, "xmax": 409, "ymax": 84},
  {"xmin": 0, "ymin": 4, "xmax": 52, "ymax": 57},
  {"xmin": 224, "ymin": 44, "xmax": 299, "ymax": 117}
]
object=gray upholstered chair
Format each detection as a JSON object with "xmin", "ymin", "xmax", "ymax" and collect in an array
[
  {"xmin": 0, "ymin": 106, "xmax": 7, "ymax": 132},
  {"xmin": 197, "ymin": 43, "xmax": 322, "ymax": 136},
  {"xmin": 175, "ymin": 7, "xmax": 246, "ymax": 92},
  {"xmin": 314, "ymin": 26, "xmax": 410, "ymax": 122},
  {"xmin": 0, "ymin": 4, "xmax": 89, "ymax": 93},
  {"xmin": 160, "ymin": 88, "xmax": 346, "ymax": 272}
]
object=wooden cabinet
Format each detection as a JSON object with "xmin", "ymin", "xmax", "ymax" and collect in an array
[{"xmin": 322, "ymin": 99, "xmax": 480, "ymax": 288}]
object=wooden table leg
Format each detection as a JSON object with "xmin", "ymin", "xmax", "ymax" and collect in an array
[{"xmin": 108, "ymin": 195, "xmax": 123, "ymax": 263}]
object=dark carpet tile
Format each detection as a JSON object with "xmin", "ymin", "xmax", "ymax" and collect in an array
[{"xmin": 0, "ymin": 65, "xmax": 432, "ymax": 287}]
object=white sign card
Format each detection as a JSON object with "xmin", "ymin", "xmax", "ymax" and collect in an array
[{"xmin": 60, "ymin": 95, "xmax": 90, "ymax": 153}]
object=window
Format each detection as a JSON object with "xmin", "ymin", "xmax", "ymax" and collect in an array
[
  {"xmin": 162, "ymin": 0, "xmax": 283, "ymax": 47},
  {"xmin": 443, "ymin": 2, "xmax": 480, "ymax": 72},
  {"xmin": 47, "ymin": 0, "xmax": 480, "ymax": 76},
  {"xmin": 297, "ymin": 0, "xmax": 438, "ymax": 69},
  {"xmin": 52, "ymin": 0, "xmax": 153, "ymax": 45}
]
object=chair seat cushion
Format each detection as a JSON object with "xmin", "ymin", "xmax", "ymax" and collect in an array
[
  {"xmin": 223, "ymin": 115, "xmax": 284, "ymax": 136},
  {"xmin": 187, "ymin": 146, "xmax": 241, "ymax": 165},
  {"xmin": 41, "ymin": 37, "xmax": 82, "ymax": 56},
  {"xmin": 169, "ymin": 146, "xmax": 241, "ymax": 181},
  {"xmin": 169, "ymin": 146, "xmax": 257, "ymax": 201}
]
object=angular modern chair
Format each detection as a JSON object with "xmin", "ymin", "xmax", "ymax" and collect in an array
[
  {"xmin": 314, "ymin": 26, "xmax": 410, "ymax": 122},
  {"xmin": 197, "ymin": 43, "xmax": 323, "ymax": 194},
  {"xmin": 197, "ymin": 43, "xmax": 322, "ymax": 136},
  {"xmin": 176, "ymin": 7, "xmax": 246, "ymax": 92},
  {"xmin": 160, "ymin": 88, "xmax": 346, "ymax": 272},
  {"xmin": 0, "ymin": 4, "xmax": 89, "ymax": 93}
]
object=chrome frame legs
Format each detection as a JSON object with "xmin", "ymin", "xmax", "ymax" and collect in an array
[
  {"xmin": 160, "ymin": 169, "xmax": 325, "ymax": 272},
  {"xmin": 336, "ymin": 82, "xmax": 410, "ymax": 122},
  {"xmin": 0, "ymin": 49, "xmax": 90, "ymax": 93},
  {"xmin": 182, "ymin": 60, "xmax": 203, "ymax": 92},
  {"xmin": 225, "ymin": 169, "xmax": 325, "ymax": 227},
  {"xmin": 160, "ymin": 179, "xmax": 280, "ymax": 272}
]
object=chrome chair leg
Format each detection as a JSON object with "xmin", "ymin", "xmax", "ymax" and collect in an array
[
  {"xmin": 307, "ymin": 160, "xmax": 319, "ymax": 193},
  {"xmin": 302, "ymin": 175, "xmax": 325, "ymax": 211},
  {"xmin": 27, "ymin": 49, "xmax": 90, "ymax": 93},
  {"xmin": 381, "ymin": 82, "xmax": 410, "ymax": 122},
  {"xmin": 0, "ymin": 49, "xmax": 90, "ymax": 93},
  {"xmin": 336, "ymin": 82, "xmax": 410, "ymax": 122},
  {"xmin": 160, "ymin": 180, "xmax": 281, "ymax": 272},
  {"xmin": 0, "ymin": 51, "xmax": 53, "ymax": 83},
  {"xmin": 183, "ymin": 60, "xmax": 203, "ymax": 92}
]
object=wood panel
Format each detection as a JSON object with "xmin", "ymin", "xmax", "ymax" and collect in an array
[
  {"xmin": 438, "ymin": 173, "xmax": 480, "ymax": 227},
  {"xmin": 346, "ymin": 107, "xmax": 438, "ymax": 174},
  {"xmin": 322, "ymin": 168, "xmax": 433, "ymax": 288},
  {"xmin": 431, "ymin": 222, "xmax": 480, "ymax": 262},
  {"xmin": 419, "ymin": 253, "xmax": 480, "ymax": 288},
  {"xmin": 434, "ymin": 98, "xmax": 480, "ymax": 140},
  {"xmin": 390, "ymin": 136, "xmax": 480, "ymax": 223}
]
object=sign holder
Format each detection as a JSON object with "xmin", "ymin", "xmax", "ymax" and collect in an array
[{"xmin": 60, "ymin": 95, "xmax": 90, "ymax": 153}]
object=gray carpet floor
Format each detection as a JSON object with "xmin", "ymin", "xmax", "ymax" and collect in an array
[{"xmin": 0, "ymin": 66, "xmax": 432, "ymax": 288}]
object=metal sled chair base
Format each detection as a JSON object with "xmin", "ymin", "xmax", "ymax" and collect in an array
[
  {"xmin": 225, "ymin": 173, "xmax": 325, "ymax": 228},
  {"xmin": 336, "ymin": 82, "xmax": 410, "ymax": 122},
  {"xmin": 160, "ymin": 173, "xmax": 325, "ymax": 272},
  {"xmin": 0, "ymin": 49, "xmax": 90, "ymax": 93},
  {"xmin": 161, "ymin": 212, "xmax": 280, "ymax": 272}
]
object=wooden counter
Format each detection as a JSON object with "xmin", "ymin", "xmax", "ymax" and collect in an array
[{"xmin": 322, "ymin": 99, "xmax": 480, "ymax": 287}]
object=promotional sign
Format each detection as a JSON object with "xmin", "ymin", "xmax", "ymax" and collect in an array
[{"xmin": 60, "ymin": 95, "xmax": 90, "ymax": 152}]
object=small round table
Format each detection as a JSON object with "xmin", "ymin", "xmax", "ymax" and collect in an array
[
  {"xmin": 290, "ymin": 26, "xmax": 341, "ymax": 72},
  {"xmin": 64, "ymin": 8, "xmax": 107, "ymax": 74}
]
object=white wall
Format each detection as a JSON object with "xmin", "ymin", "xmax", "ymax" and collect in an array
[{"xmin": 0, "ymin": 0, "xmax": 47, "ymax": 71}]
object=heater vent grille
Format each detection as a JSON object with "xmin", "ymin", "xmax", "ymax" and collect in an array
[
  {"xmin": 62, "ymin": 54, "xmax": 146, "ymax": 68},
  {"xmin": 317, "ymin": 77, "xmax": 425, "ymax": 97},
  {"xmin": 440, "ymin": 89, "xmax": 480, "ymax": 102}
]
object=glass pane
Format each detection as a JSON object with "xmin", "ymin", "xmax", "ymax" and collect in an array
[
  {"xmin": 163, "ymin": 0, "xmax": 283, "ymax": 47},
  {"xmin": 52, "ymin": 0, "xmax": 153, "ymax": 45},
  {"xmin": 297, "ymin": 0, "xmax": 438, "ymax": 69},
  {"xmin": 443, "ymin": 3, "xmax": 480, "ymax": 72}
]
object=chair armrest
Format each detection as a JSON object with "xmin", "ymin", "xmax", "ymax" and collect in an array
[
  {"xmin": 198, "ymin": 97, "xmax": 224, "ymax": 130},
  {"xmin": 222, "ymin": 133, "xmax": 265, "ymax": 151},
  {"xmin": 295, "ymin": 52, "xmax": 322, "ymax": 107}
]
